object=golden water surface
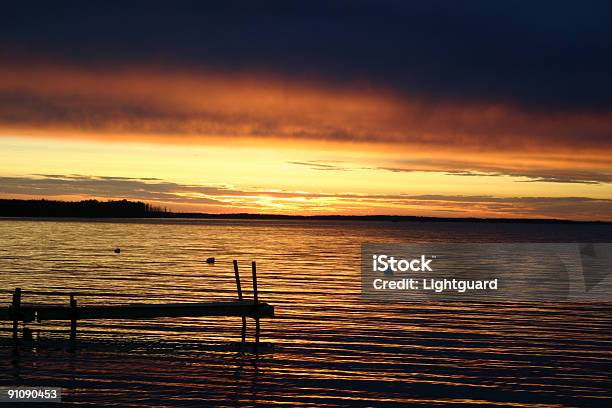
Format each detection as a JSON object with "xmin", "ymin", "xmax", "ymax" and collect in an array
[{"xmin": 0, "ymin": 219, "xmax": 610, "ymax": 406}]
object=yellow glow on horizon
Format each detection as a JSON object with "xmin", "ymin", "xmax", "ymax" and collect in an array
[{"xmin": 1, "ymin": 135, "xmax": 611, "ymax": 220}]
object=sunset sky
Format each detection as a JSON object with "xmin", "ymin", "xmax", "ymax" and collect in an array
[{"xmin": 1, "ymin": 1, "xmax": 611, "ymax": 220}]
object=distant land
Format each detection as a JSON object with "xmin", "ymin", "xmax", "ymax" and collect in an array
[{"xmin": 0, "ymin": 198, "xmax": 609, "ymax": 224}]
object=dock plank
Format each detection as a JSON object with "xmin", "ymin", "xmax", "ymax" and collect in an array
[{"xmin": 1, "ymin": 301, "xmax": 274, "ymax": 322}]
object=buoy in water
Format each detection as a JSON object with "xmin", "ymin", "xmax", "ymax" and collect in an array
[
  {"xmin": 206, "ymin": 257, "xmax": 215, "ymax": 264},
  {"xmin": 114, "ymin": 248, "xmax": 121, "ymax": 254}
]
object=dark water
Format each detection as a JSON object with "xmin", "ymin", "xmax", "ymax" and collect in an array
[{"xmin": 0, "ymin": 219, "xmax": 610, "ymax": 406}]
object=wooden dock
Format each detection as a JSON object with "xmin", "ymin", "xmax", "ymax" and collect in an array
[
  {"xmin": 2, "ymin": 260, "xmax": 274, "ymax": 351},
  {"xmin": 0, "ymin": 300, "xmax": 274, "ymax": 322}
]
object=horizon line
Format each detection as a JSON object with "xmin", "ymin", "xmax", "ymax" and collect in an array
[{"xmin": 0, "ymin": 198, "xmax": 610, "ymax": 225}]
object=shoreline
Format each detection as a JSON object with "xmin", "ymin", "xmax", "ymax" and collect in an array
[{"xmin": 0, "ymin": 214, "xmax": 610, "ymax": 225}]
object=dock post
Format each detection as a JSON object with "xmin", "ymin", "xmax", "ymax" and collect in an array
[
  {"xmin": 233, "ymin": 260, "xmax": 247, "ymax": 344},
  {"xmin": 69, "ymin": 293, "xmax": 77, "ymax": 342},
  {"xmin": 11, "ymin": 288, "xmax": 21, "ymax": 340},
  {"xmin": 252, "ymin": 261, "xmax": 260, "ymax": 352}
]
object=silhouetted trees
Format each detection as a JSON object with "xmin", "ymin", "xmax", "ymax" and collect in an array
[
  {"xmin": 0, "ymin": 198, "xmax": 604, "ymax": 223},
  {"xmin": 0, "ymin": 199, "xmax": 168, "ymax": 218}
]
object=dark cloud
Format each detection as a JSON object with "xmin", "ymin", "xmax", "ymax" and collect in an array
[
  {"xmin": 376, "ymin": 160, "xmax": 612, "ymax": 185},
  {"xmin": 0, "ymin": 175, "xmax": 231, "ymax": 205},
  {"xmin": 290, "ymin": 160, "xmax": 612, "ymax": 184},
  {"xmin": 3, "ymin": 77, "xmax": 611, "ymax": 152},
  {"xmin": 287, "ymin": 161, "xmax": 349, "ymax": 171},
  {"xmin": 2, "ymin": 1, "xmax": 612, "ymax": 112}
]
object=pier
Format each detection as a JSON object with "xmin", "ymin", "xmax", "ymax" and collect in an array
[{"xmin": 2, "ymin": 261, "xmax": 274, "ymax": 350}]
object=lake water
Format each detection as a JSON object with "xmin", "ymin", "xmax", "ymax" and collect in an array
[{"xmin": 0, "ymin": 219, "xmax": 610, "ymax": 406}]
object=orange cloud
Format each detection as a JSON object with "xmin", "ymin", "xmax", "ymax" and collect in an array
[{"xmin": 1, "ymin": 62, "xmax": 612, "ymax": 158}]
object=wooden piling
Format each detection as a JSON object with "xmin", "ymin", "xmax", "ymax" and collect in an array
[
  {"xmin": 11, "ymin": 288, "xmax": 21, "ymax": 340},
  {"xmin": 233, "ymin": 260, "xmax": 247, "ymax": 344},
  {"xmin": 252, "ymin": 261, "xmax": 260, "ymax": 351},
  {"xmin": 252, "ymin": 261, "xmax": 259, "ymax": 304},
  {"xmin": 233, "ymin": 260, "xmax": 243, "ymax": 300},
  {"xmin": 69, "ymin": 293, "xmax": 77, "ymax": 342}
]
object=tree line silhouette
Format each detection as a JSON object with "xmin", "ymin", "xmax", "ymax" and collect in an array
[
  {"xmin": 0, "ymin": 198, "xmax": 605, "ymax": 224},
  {"xmin": 0, "ymin": 199, "xmax": 168, "ymax": 218}
]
